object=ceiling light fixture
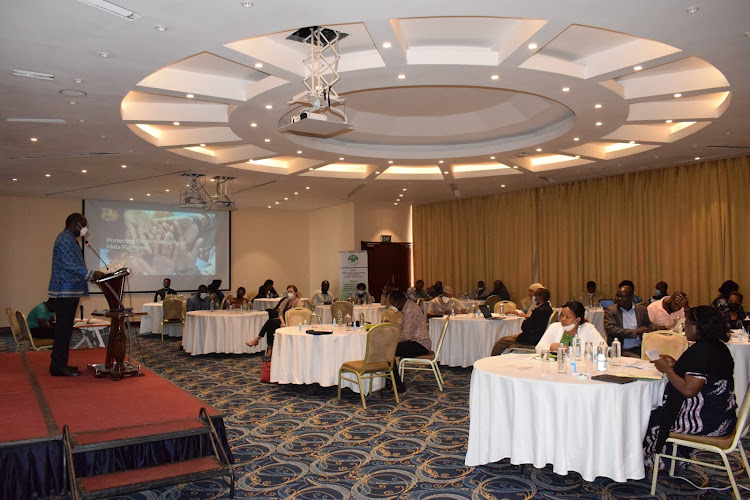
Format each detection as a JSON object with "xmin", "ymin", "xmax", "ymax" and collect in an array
[
  {"xmin": 81, "ymin": 169, "xmax": 87, "ymax": 173},
  {"xmin": 73, "ymin": 78, "xmax": 83, "ymax": 84},
  {"xmin": 574, "ymin": 155, "xmax": 581, "ymax": 159},
  {"xmin": 30, "ymin": 137, "xmax": 38, "ymax": 142},
  {"xmin": 297, "ymin": 150, "xmax": 302, "ymax": 154},
  {"xmin": 443, "ymin": 171, "xmax": 449, "ymax": 174},
  {"xmin": 173, "ymin": 121, "xmax": 180, "ymax": 126},
  {"xmin": 402, "ymin": 188, "xmax": 407, "ymax": 191},
  {"xmin": 129, "ymin": 198, "xmax": 134, "ymax": 201},
  {"xmin": 528, "ymin": 43, "xmax": 538, "ymax": 49},
  {"xmin": 241, "ymin": 1, "xmax": 254, "ymax": 7},
  {"xmin": 294, "ymin": 192, "xmax": 298, "ymax": 195},
  {"xmin": 165, "ymin": 189, "xmax": 170, "ymax": 192},
  {"xmin": 146, "ymin": 193, "xmax": 151, "ymax": 196},
  {"xmin": 155, "ymin": 24, "xmax": 167, "ymax": 31},
  {"xmin": 12, "ymin": 178, "xmax": 18, "ymax": 181},
  {"xmin": 275, "ymin": 201, "xmax": 280, "ymax": 204},
  {"xmin": 594, "ymin": 104, "xmax": 602, "ymax": 109},
  {"xmin": 399, "ymin": 194, "xmax": 404, "ymax": 197},
  {"xmin": 438, "ymin": 160, "xmax": 444, "ymax": 164},
  {"xmin": 339, "ymin": 157, "xmax": 344, "ymax": 160},
  {"xmin": 573, "ymin": 137, "xmax": 580, "ymax": 141},
  {"xmin": 268, "ymin": 205, "xmax": 272, "ymax": 209},
  {"xmin": 305, "ymin": 186, "xmax": 310, "ymax": 190},
  {"xmin": 77, "ymin": 0, "xmax": 141, "ymax": 19},
  {"xmin": 536, "ymin": 148, "xmax": 542, "ymax": 152},
  {"xmin": 491, "ymin": 75, "xmax": 499, "ymax": 80},
  {"xmin": 374, "ymin": 171, "xmax": 381, "ymax": 175},
  {"xmin": 121, "ymin": 164, "xmax": 127, "ymax": 168},
  {"xmin": 673, "ymin": 93, "xmax": 682, "ymax": 98},
  {"xmin": 265, "ymin": 104, "xmax": 273, "ymax": 109},
  {"xmin": 45, "ymin": 174, "xmax": 51, "ymax": 177},
  {"xmin": 68, "ymin": 100, "xmax": 77, "ymax": 105},
  {"xmin": 686, "ymin": 6, "xmax": 699, "ymax": 13},
  {"xmin": 250, "ymin": 123, "xmax": 257, "ymax": 127},
  {"xmin": 633, "ymin": 65, "xmax": 643, "ymax": 71},
  {"xmin": 695, "ymin": 156, "xmax": 701, "ymax": 160},
  {"xmin": 666, "ymin": 119, "xmax": 673, "ymax": 123},
  {"xmin": 388, "ymin": 160, "xmax": 393, "ymax": 164},
  {"xmin": 629, "ymin": 140, "xmax": 636, "ymax": 144},
  {"xmin": 397, "ymin": 74, "xmax": 406, "ymax": 79},
  {"xmin": 12, "ymin": 69, "xmax": 54, "ymax": 80},
  {"xmin": 562, "ymin": 87, "xmax": 570, "ymax": 92},
  {"xmin": 264, "ymin": 138, "xmax": 271, "ymax": 142},
  {"xmin": 186, "ymin": 93, "xmax": 194, "ymax": 98},
  {"xmin": 284, "ymin": 197, "xmax": 288, "ymax": 200},
  {"xmin": 254, "ymin": 62, "xmax": 263, "ymax": 68},
  {"xmin": 512, "ymin": 166, "xmax": 518, "ymax": 169},
  {"xmin": 98, "ymin": 51, "xmax": 111, "ymax": 58},
  {"xmin": 308, "ymin": 167, "xmax": 313, "ymax": 170},
  {"xmin": 382, "ymin": 41, "xmax": 392, "ymax": 48},
  {"xmin": 490, "ymin": 156, "xmax": 495, "ymax": 160},
  {"xmin": 200, "ymin": 143, "xmax": 206, "ymax": 147},
  {"xmin": 595, "ymin": 122, "xmax": 603, "ymax": 126}
]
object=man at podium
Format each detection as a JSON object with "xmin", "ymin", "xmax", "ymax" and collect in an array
[{"xmin": 47, "ymin": 213, "xmax": 104, "ymax": 377}]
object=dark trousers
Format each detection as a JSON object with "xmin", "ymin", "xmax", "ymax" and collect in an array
[
  {"xmin": 50, "ymin": 297, "xmax": 79, "ymax": 372},
  {"xmin": 31, "ymin": 326, "xmax": 55, "ymax": 339},
  {"xmin": 393, "ymin": 341, "xmax": 429, "ymax": 385}
]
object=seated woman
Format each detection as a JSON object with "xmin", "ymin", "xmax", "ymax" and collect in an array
[
  {"xmin": 725, "ymin": 291, "xmax": 746, "ymax": 329},
  {"xmin": 246, "ymin": 309, "xmax": 281, "ymax": 356},
  {"xmin": 276, "ymin": 284, "xmax": 304, "ymax": 327},
  {"xmin": 518, "ymin": 283, "xmax": 545, "ymax": 316},
  {"xmin": 711, "ymin": 279, "xmax": 739, "ymax": 314},
  {"xmin": 254, "ymin": 279, "xmax": 278, "ymax": 302},
  {"xmin": 643, "ymin": 306, "xmax": 737, "ymax": 468},
  {"xmin": 228, "ymin": 287, "xmax": 250, "ymax": 308},
  {"xmin": 535, "ymin": 301, "xmax": 602, "ymax": 354}
]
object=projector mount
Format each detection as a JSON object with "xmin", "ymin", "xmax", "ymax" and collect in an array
[{"xmin": 179, "ymin": 173, "xmax": 236, "ymax": 211}]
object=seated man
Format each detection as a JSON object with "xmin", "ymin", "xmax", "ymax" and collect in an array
[
  {"xmin": 618, "ymin": 280, "xmax": 643, "ymax": 304},
  {"xmin": 154, "ymin": 278, "xmax": 177, "ymax": 302},
  {"xmin": 485, "ymin": 280, "xmax": 511, "ymax": 301},
  {"xmin": 27, "ymin": 298, "xmax": 56, "ymax": 339},
  {"xmin": 426, "ymin": 281, "xmax": 443, "ymax": 299},
  {"xmin": 311, "ymin": 280, "xmax": 335, "ymax": 306},
  {"xmin": 380, "ymin": 281, "xmax": 396, "ymax": 305},
  {"xmin": 186, "ymin": 285, "xmax": 212, "ymax": 311},
  {"xmin": 388, "ymin": 290, "xmax": 431, "ymax": 393},
  {"xmin": 228, "ymin": 287, "xmax": 250, "ymax": 308},
  {"xmin": 580, "ymin": 280, "xmax": 604, "ymax": 307},
  {"xmin": 650, "ymin": 281, "xmax": 669, "ymax": 304},
  {"xmin": 647, "ymin": 290, "xmax": 688, "ymax": 329},
  {"xmin": 427, "ymin": 286, "xmax": 466, "ymax": 317},
  {"xmin": 349, "ymin": 282, "xmax": 373, "ymax": 304},
  {"xmin": 491, "ymin": 288, "xmax": 553, "ymax": 355},
  {"xmin": 604, "ymin": 285, "xmax": 653, "ymax": 357},
  {"xmin": 406, "ymin": 279, "xmax": 429, "ymax": 302},
  {"xmin": 208, "ymin": 279, "xmax": 224, "ymax": 304}
]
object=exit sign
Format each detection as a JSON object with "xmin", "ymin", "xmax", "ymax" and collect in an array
[{"xmin": 380, "ymin": 234, "xmax": 392, "ymax": 243}]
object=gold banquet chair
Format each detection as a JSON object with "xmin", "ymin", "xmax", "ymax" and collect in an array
[
  {"xmin": 6, "ymin": 307, "xmax": 27, "ymax": 351},
  {"xmin": 546, "ymin": 309, "xmax": 560, "ymax": 327},
  {"xmin": 641, "ymin": 331, "xmax": 688, "ymax": 361},
  {"xmin": 285, "ymin": 307, "xmax": 312, "ymax": 326},
  {"xmin": 161, "ymin": 298, "xmax": 184, "ymax": 341},
  {"xmin": 380, "ymin": 308, "xmax": 402, "ymax": 325},
  {"xmin": 484, "ymin": 295, "xmax": 501, "ymax": 313},
  {"xmin": 494, "ymin": 301, "xmax": 516, "ymax": 314},
  {"xmin": 337, "ymin": 323, "xmax": 401, "ymax": 409},
  {"xmin": 330, "ymin": 301, "xmax": 354, "ymax": 323},
  {"xmin": 651, "ymin": 383, "xmax": 750, "ymax": 500},
  {"xmin": 15, "ymin": 310, "xmax": 54, "ymax": 351},
  {"xmin": 399, "ymin": 316, "xmax": 449, "ymax": 391}
]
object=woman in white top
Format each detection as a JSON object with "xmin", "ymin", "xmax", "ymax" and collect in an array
[{"xmin": 535, "ymin": 301, "xmax": 602, "ymax": 354}]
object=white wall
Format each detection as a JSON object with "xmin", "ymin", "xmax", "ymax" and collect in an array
[
  {"xmin": 354, "ymin": 202, "xmax": 412, "ymax": 243},
  {"xmin": 308, "ymin": 203, "xmax": 356, "ymax": 297}
]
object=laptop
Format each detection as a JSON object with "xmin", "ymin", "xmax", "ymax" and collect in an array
[
  {"xmin": 599, "ymin": 299, "xmax": 614, "ymax": 308},
  {"xmin": 478, "ymin": 304, "xmax": 505, "ymax": 320}
]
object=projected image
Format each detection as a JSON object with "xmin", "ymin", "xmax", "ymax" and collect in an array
[{"xmin": 85, "ymin": 200, "xmax": 230, "ymax": 292}]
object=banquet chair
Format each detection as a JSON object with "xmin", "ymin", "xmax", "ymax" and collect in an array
[
  {"xmin": 484, "ymin": 295, "xmax": 501, "ymax": 312},
  {"xmin": 494, "ymin": 301, "xmax": 516, "ymax": 314},
  {"xmin": 285, "ymin": 307, "xmax": 312, "ymax": 326},
  {"xmin": 161, "ymin": 298, "xmax": 184, "ymax": 341},
  {"xmin": 381, "ymin": 308, "xmax": 402, "ymax": 325},
  {"xmin": 221, "ymin": 295, "xmax": 233, "ymax": 309},
  {"xmin": 15, "ymin": 310, "xmax": 54, "ymax": 351},
  {"xmin": 399, "ymin": 316, "xmax": 449, "ymax": 391},
  {"xmin": 6, "ymin": 307, "xmax": 28, "ymax": 351},
  {"xmin": 331, "ymin": 301, "xmax": 354, "ymax": 323},
  {"xmin": 641, "ymin": 331, "xmax": 688, "ymax": 361},
  {"xmin": 547, "ymin": 310, "xmax": 560, "ymax": 327},
  {"xmin": 337, "ymin": 323, "xmax": 401, "ymax": 409},
  {"xmin": 651, "ymin": 382, "xmax": 750, "ymax": 500}
]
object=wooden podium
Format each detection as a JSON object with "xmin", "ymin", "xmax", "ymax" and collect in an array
[{"xmin": 89, "ymin": 268, "xmax": 145, "ymax": 380}]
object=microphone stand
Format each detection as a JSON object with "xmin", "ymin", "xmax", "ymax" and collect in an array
[{"xmin": 84, "ymin": 241, "xmax": 110, "ymax": 272}]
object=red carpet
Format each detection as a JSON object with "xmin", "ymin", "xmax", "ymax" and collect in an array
[{"xmin": 0, "ymin": 353, "xmax": 49, "ymax": 442}]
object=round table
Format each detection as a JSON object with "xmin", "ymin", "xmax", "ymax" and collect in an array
[
  {"xmin": 139, "ymin": 302, "xmax": 179, "ymax": 336},
  {"xmin": 465, "ymin": 354, "xmax": 667, "ymax": 482},
  {"xmin": 183, "ymin": 310, "xmax": 267, "ymax": 355},
  {"xmin": 428, "ymin": 314, "xmax": 524, "ymax": 368},
  {"xmin": 270, "ymin": 325, "xmax": 383, "ymax": 394},
  {"xmin": 314, "ymin": 304, "xmax": 385, "ymax": 325},
  {"xmin": 728, "ymin": 334, "xmax": 750, "ymax": 405},
  {"xmin": 252, "ymin": 297, "xmax": 310, "ymax": 311}
]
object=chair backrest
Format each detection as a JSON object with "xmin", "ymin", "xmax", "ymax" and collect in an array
[
  {"xmin": 286, "ymin": 307, "xmax": 312, "ymax": 326},
  {"xmin": 162, "ymin": 298, "xmax": 184, "ymax": 321},
  {"xmin": 728, "ymin": 382, "xmax": 750, "ymax": 451},
  {"xmin": 5, "ymin": 307, "xmax": 23, "ymax": 345},
  {"xmin": 15, "ymin": 310, "xmax": 41, "ymax": 350},
  {"xmin": 494, "ymin": 300, "xmax": 517, "ymax": 313},
  {"xmin": 547, "ymin": 309, "xmax": 560, "ymax": 327},
  {"xmin": 221, "ymin": 295, "xmax": 233, "ymax": 309},
  {"xmin": 641, "ymin": 331, "xmax": 689, "ymax": 360},
  {"xmin": 330, "ymin": 301, "xmax": 354, "ymax": 321},
  {"xmin": 381, "ymin": 308, "xmax": 402, "ymax": 325},
  {"xmin": 363, "ymin": 323, "xmax": 401, "ymax": 367},
  {"xmin": 433, "ymin": 316, "xmax": 450, "ymax": 357},
  {"xmin": 484, "ymin": 295, "xmax": 501, "ymax": 312}
]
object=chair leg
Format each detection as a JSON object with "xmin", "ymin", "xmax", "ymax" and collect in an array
[
  {"xmin": 436, "ymin": 364, "xmax": 445, "ymax": 387},
  {"xmin": 390, "ymin": 370, "xmax": 399, "ymax": 404},
  {"xmin": 398, "ymin": 359, "xmax": 404, "ymax": 379},
  {"xmin": 739, "ymin": 441, "xmax": 750, "ymax": 482},
  {"xmin": 336, "ymin": 370, "xmax": 343, "ymax": 401},
  {"xmin": 650, "ymin": 454, "xmax": 660, "ymax": 495},
  {"xmin": 356, "ymin": 373, "xmax": 366, "ymax": 409},
  {"xmin": 431, "ymin": 362, "xmax": 443, "ymax": 391},
  {"xmin": 668, "ymin": 443, "xmax": 678, "ymax": 476},
  {"xmin": 719, "ymin": 450, "xmax": 741, "ymax": 500}
]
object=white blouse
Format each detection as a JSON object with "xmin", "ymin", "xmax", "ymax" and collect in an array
[{"xmin": 535, "ymin": 321, "xmax": 604, "ymax": 354}]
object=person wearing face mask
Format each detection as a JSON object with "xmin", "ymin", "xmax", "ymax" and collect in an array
[
  {"xmin": 388, "ymin": 290, "xmax": 431, "ymax": 393},
  {"xmin": 427, "ymin": 286, "xmax": 466, "ymax": 317},
  {"xmin": 154, "ymin": 278, "xmax": 177, "ymax": 302},
  {"xmin": 712, "ymin": 280, "xmax": 740, "ymax": 314},
  {"xmin": 406, "ymin": 279, "xmax": 429, "ymax": 302},
  {"xmin": 47, "ymin": 213, "xmax": 105, "ymax": 377},
  {"xmin": 350, "ymin": 283, "xmax": 373, "ymax": 304},
  {"xmin": 473, "ymin": 281, "xmax": 486, "ymax": 300},
  {"xmin": 650, "ymin": 281, "xmax": 669, "ymax": 304},
  {"xmin": 517, "ymin": 283, "xmax": 545, "ymax": 316},
  {"xmin": 228, "ymin": 287, "xmax": 250, "ymax": 308},
  {"xmin": 491, "ymin": 288, "xmax": 553, "ymax": 355},
  {"xmin": 187, "ymin": 284, "xmax": 212, "ymax": 311},
  {"xmin": 276, "ymin": 285, "xmax": 304, "ymax": 326},
  {"xmin": 535, "ymin": 301, "xmax": 602, "ymax": 354},
  {"xmin": 725, "ymin": 291, "xmax": 746, "ymax": 329},
  {"xmin": 647, "ymin": 291, "xmax": 689, "ymax": 329},
  {"xmin": 311, "ymin": 280, "xmax": 336, "ymax": 306}
]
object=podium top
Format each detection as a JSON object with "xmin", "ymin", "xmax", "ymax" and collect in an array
[{"xmin": 92, "ymin": 268, "xmax": 130, "ymax": 283}]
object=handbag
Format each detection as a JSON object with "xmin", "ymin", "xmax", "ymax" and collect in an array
[{"xmin": 260, "ymin": 356, "xmax": 272, "ymax": 383}]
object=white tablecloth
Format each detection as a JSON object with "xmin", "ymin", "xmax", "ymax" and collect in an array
[
  {"xmin": 728, "ymin": 337, "xmax": 750, "ymax": 405},
  {"xmin": 183, "ymin": 310, "xmax": 267, "ymax": 355},
  {"xmin": 271, "ymin": 325, "xmax": 384, "ymax": 394},
  {"xmin": 465, "ymin": 354, "xmax": 667, "ymax": 482},
  {"xmin": 428, "ymin": 314, "xmax": 524, "ymax": 368},
  {"xmin": 314, "ymin": 304, "xmax": 385, "ymax": 325},
  {"xmin": 253, "ymin": 297, "xmax": 281, "ymax": 311},
  {"xmin": 139, "ymin": 302, "xmax": 167, "ymax": 335}
]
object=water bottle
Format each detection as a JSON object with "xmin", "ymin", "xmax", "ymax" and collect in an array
[
  {"xmin": 359, "ymin": 312, "xmax": 365, "ymax": 327},
  {"xmin": 267, "ymin": 290, "xmax": 271, "ymax": 299},
  {"xmin": 337, "ymin": 310, "xmax": 343, "ymax": 327},
  {"xmin": 450, "ymin": 308, "xmax": 455, "ymax": 317},
  {"xmin": 499, "ymin": 303, "xmax": 504, "ymax": 315},
  {"xmin": 298, "ymin": 322, "xmax": 302, "ymax": 331},
  {"xmin": 597, "ymin": 342, "xmax": 607, "ymax": 371},
  {"xmin": 344, "ymin": 313, "xmax": 352, "ymax": 330},
  {"xmin": 311, "ymin": 311, "xmax": 317, "ymax": 326},
  {"xmin": 611, "ymin": 337, "xmax": 622, "ymax": 366},
  {"xmin": 573, "ymin": 334, "xmax": 582, "ymax": 361},
  {"xmin": 209, "ymin": 299, "xmax": 214, "ymax": 311},
  {"xmin": 557, "ymin": 346, "xmax": 567, "ymax": 373}
]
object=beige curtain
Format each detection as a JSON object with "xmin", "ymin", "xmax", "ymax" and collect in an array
[{"xmin": 414, "ymin": 155, "xmax": 750, "ymax": 306}]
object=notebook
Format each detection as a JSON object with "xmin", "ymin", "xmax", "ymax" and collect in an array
[{"xmin": 599, "ymin": 299, "xmax": 614, "ymax": 308}]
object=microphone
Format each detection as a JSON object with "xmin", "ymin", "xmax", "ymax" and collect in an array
[{"xmin": 84, "ymin": 241, "xmax": 110, "ymax": 272}]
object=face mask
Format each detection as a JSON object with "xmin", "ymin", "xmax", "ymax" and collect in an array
[
  {"xmin": 441, "ymin": 296, "xmax": 450, "ymax": 303},
  {"xmin": 358, "ymin": 290, "xmax": 365, "ymax": 296},
  {"xmin": 728, "ymin": 303, "xmax": 741, "ymax": 312},
  {"xmin": 655, "ymin": 290, "xmax": 662, "ymax": 296},
  {"xmin": 78, "ymin": 225, "xmax": 89, "ymax": 237},
  {"xmin": 237, "ymin": 293, "xmax": 244, "ymax": 299},
  {"xmin": 199, "ymin": 293, "xmax": 208, "ymax": 300},
  {"xmin": 287, "ymin": 292, "xmax": 295, "ymax": 299},
  {"xmin": 561, "ymin": 319, "xmax": 579, "ymax": 332},
  {"xmin": 390, "ymin": 305, "xmax": 399, "ymax": 312}
]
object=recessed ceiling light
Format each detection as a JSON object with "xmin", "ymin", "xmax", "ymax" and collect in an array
[
  {"xmin": 595, "ymin": 122, "xmax": 603, "ymax": 126},
  {"xmin": 399, "ymin": 194, "xmax": 404, "ymax": 197},
  {"xmin": 501, "ymin": 184, "xmax": 506, "ymax": 188},
  {"xmin": 308, "ymin": 167, "xmax": 313, "ymax": 171},
  {"xmin": 265, "ymin": 104, "xmax": 273, "ymax": 109},
  {"xmin": 594, "ymin": 104, "xmax": 602, "ymax": 109},
  {"xmin": 275, "ymin": 201, "xmax": 280, "ymax": 204},
  {"xmin": 528, "ymin": 43, "xmax": 538, "ymax": 49},
  {"xmin": 129, "ymin": 198, "xmax": 134, "ymax": 201},
  {"xmin": 562, "ymin": 87, "xmax": 570, "ymax": 92},
  {"xmin": 186, "ymin": 94, "xmax": 194, "ymax": 98},
  {"xmin": 305, "ymin": 186, "xmax": 310, "ymax": 190},
  {"xmin": 241, "ymin": 1, "xmax": 254, "ymax": 6},
  {"xmin": 382, "ymin": 41, "xmax": 392, "ymax": 49},
  {"xmin": 629, "ymin": 140, "xmax": 635, "ymax": 144},
  {"xmin": 512, "ymin": 166, "xmax": 518, "ymax": 169},
  {"xmin": 397, "ymin": 74, "xmax": 406, "ymax": 79},
  {"xmin": 633, "ymin": 65, "xmax": 643, "ymax": 71},
  {"xmin": 165, "ymin": 189, "xmax": 170, "ymax": 192},
  {"xmin": 573, "ymin": 137, "xmax": 580, "ymax": 141},
  {"xmin": 267, "ymin": 205, "xmax": 272, "ymax": 209},
  {"xmin": 666, "ymin": 119, "xmax": 673, "ymax": 123},
  {"xmin": 12, "ymin": 178, "xmax": 17, "ymax": 181},
  {"xmin": 394, "ymin": 203, "xmax": 398, "ymax": 206},
  {"xmin": 254, "ymin": 62, "xmax": 264, "ymax": 69},
  {"xmin": 443, "ymin": 170, "xmax": 449, "ymax": 174},
  {"xmin": 68, "ymin": 100, "xmax": 77, "ymax": 105},
  {"xmin": 673, "ymin": 93, "xmax": 682, "ymax": 98},
  {"xmin": 686, "ymin": 6, "xmax": 699, "ymax": 13},
  {"xmin": 438, "ymin": 160, "xmax": 444, "ymax": 164},
  {"xmin": 264, "ymin": 138, "xmax": 271, "ymax": 142},
  {"xmin": 45, "ymin": 174, "xmax": 51, "ymax": 177},
  {"xmin": 339, "ymin": 157, "xmax": 344, "ymax": 160},
  {"xmin": 695, "ymin": 157, "xmax": 701, "ymax": 160},
  {"xmin": 297, "ymin": 150, "xmax": 302, "ymax": 154},
  {"xmin": 294, "ymin": 192, "xmax": 298, "ymax": 195},
  {"xmin": 210, "ymin": 178, "xmax": 215, "ymax": 182},
  {"xmin": 155, "ymin": 24, "xmax": 167, "ymax": 31},
  {"xmin": 30, "ymin": 137, "xmax": 38, "ymax": 142},
  {"xmin": 173, "ymin": 121, "xmax": 180, "ymax": 126},
  {"xmin": 81, "ymin": 169, "xmax": 87, "ymax": 173},
  {"xmin": 98, "ymin": 51, "xmax": 111, "ymax": 58},
  {"xmin": 402, "ymin": 188, "xmax": 407, "ymax": 191},
  {"xmin": 199, "ymin": 143, "xmax": 206, "ymax": 147},
  {"xmin": 395, "ymin": 199, "xmax": 400, "ymax": 202},
  {"xmin": 284, "ymin": 197, "xmax": 288, "ymax": 200},
  {"xmin": 73, "ymin": 78, "xmax": 83, "ymax": 84},
  {"xmin": 146, "ymin": 193, "xmax": 151, "ymax": 196},
  {"xmin": 60, "ymin": 89, "xmax": 87, "ymax": 97},
  {"xmin": 121, "ymin": 164, "xmax": 127, "ymax": 168},
  {"xmin": 536, "ymin": 148, "xmax": 542, "ymax": 152},
  {"xmin": 250, "ymin": 122, "xmax": 257, "ymax": 127},
  {"xmin": 375, "ymin": 171, "xmax": 380, "ymax": 174},
  {"xmin": 388, "ymin": 160, "xmax": 393, "ymax": 164},
  {"xmin": 574, "ymin": 155, "xmax": 581, "ymax": 159},
  {"xmin": 491, "ymin": 75, "xmax": 499, "ymax": 80},
  {"xmin": 490, "ymin": 156, "xmax": 495, "ymax": 160}
]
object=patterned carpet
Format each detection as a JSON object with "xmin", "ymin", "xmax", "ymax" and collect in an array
[{"xmin": 3, "ymin": 331, "xmax": 748, "ymax": 499}]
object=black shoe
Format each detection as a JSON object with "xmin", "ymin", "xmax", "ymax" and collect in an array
[
  {"xmin": 51, "ymin": 369, "xmax": 80, "ymax": 377},
  {"xmin": 66, "ymin": 365, "xmax": 79, "ymax": 371}
]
